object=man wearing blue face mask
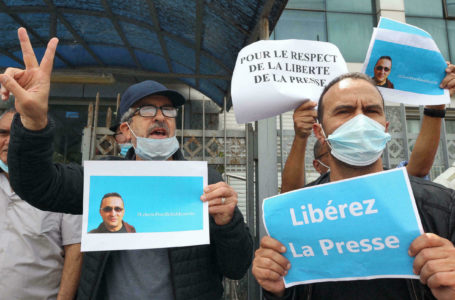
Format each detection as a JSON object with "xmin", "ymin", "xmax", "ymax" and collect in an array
[
  {"xmin": 282, "ymin": 65, "xmax": 453, "ymax": 192},
  {"xmin": 312, "ymin": 140, "xmax": 330, "ymax": 176},
  {"xmin": 1, "ymin": 28, "xmax": 253, "ymax": 300},
  {"xmin": 254, "ymin": 72, "xmax": 455, "ymax": 300},
  {"xmin": 110, "ymin": 122, "xmax": 132, "ymax": 157}
]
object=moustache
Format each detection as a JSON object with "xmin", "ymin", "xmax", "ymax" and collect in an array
[{"xmin": 146, "ymin": 121, "xmax": 170, "ymax": 135}]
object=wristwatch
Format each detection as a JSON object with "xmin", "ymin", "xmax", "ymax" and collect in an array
[{"xmin": 423, "ymin": 108, "xmax": 446, "ymax": 118}]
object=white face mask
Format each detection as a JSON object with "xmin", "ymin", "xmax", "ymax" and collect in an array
[
  {"xmin": 316, "ymin": 159, "xmax": 330, "ymax": 173},
  {"xmin": 324, "ymin": 114, "xmax": 391, "ymax": 167},
  {"xmin": 127, "ymin": 124, "xmax": 179, "ymax": 161}
]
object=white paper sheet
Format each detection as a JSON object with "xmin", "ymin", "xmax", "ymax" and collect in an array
[
  {"xmin": 231, "ymin": 39, "xmax": 348, "ymax": 123},
  {"xmin": 81, "ymin": 160, "xmax": 209, "ymax": 252}
]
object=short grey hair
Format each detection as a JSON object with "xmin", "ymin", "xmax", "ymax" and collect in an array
[{"xmin": 120, "ymin": 108, "xmax": 136, "ymax": 123}]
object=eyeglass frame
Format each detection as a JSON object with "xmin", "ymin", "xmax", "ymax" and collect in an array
[
  {"xmin": 375, "ymin": 66, "xmax": 390, "ymax": 72},
  {"xmin": 130, "ymin": 104, "xmax": 178, "ymax": 119},
  {"xmin": 101, "ymin": 206, "xmax": 124, "ymax": 213},
  {"xmin": 315, "ymin": 151, "xmax": 329, "ymax": 160}
]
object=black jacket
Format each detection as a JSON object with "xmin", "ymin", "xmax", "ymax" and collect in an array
[
  {"xmin": 264, "ymin": 172, "xmax": 455, "ymax": 300},
  {"xmin": 9, "ymin": 114, "xmax": 253, "ymax": 300}
]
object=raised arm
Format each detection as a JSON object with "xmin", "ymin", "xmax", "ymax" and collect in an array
[
  {"xmin": 0, "ymin": 28, "xmax": 56, "ymax": 130},
  {"xmin": 1, "ymin": 28, "xmax": 84, "ymax": 214},
  {"xmin": 281, "ymin": 101, "xmax": 317, "ymax": 193},
  {"xmin": 406, "ymin": 63, "xmax": 455, "ymax": 177}
]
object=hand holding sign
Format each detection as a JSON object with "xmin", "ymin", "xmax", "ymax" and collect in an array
[
  {"xmin": 409, "ymin": 233, "xmax": 455, "ymax": 300},
  {"xmin": 252, "ymin": 236, "xmax": 289, "ymax": 297},
  {"xmin": 263, "ymin": 168, "xmax": 423, "ymax": 287},
  {"xmin": 200, "ymin": 181, "xmax": 238, "ymax": 225},
  {"xmin": 441, "ymin": 62, "xmax": 455, "ymax": 96},
  {"xmin": 293, "ymin": 100, "xmax": 317, "ymax": 140}
]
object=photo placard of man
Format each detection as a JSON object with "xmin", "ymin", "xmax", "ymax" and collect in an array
[
  {"xmin": 373, "ymin": 56, "xmax": 394, "ymax": 88},
  {"xmin": 89, "ymin": 192, "xmax": 136, "ymax": 233}
]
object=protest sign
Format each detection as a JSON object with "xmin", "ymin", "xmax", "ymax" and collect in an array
[
  {"xmin": 362, "ymin": 17, "xmax": 450, "ymax": 105},
  {"xmin": 81, "ymin": 161, "xmax": 208, "ymax": 252},
  {"xmin": 263, "ymin": 168, "xmax": 423, "ymax": 287},
  {"xmin": 231, "ymin": 40, "xmax": 348, "ymax": 123}
]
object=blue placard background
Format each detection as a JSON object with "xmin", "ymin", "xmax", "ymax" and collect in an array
[
  {"xmin": 379, "ymin": 18, "xmax": 431, "ymax": 38},
  {"xmin": 88, "ymin": 176, "xmax": 203, "ymax": 233},
  {"xmin": 263, "ymin": 169, "xmax": 422, "ymax": 285},
  {"xmin": 365, "ymin": 40, "xmax": 446, "ymax": 96}
]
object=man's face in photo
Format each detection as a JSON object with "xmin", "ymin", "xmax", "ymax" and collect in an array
[
  {"xmin": 100, "ymin": 196, "xmax": 125, "ymax": 232},
  {"xmin": 373, "ymin": 58, "xmax": 392, "ymax": 85}
]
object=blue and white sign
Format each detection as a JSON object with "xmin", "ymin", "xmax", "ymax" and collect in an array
[
  {"xmin": 362, "ymin": 17, "xmax": 450, "ymax": 105},
  {"xmin": 263, "ymin": 168, "xmax": 423, "ymax": 287},
  {"xmin": 82, "ymin": 161, "xmax": 209, "ymax": 252}
]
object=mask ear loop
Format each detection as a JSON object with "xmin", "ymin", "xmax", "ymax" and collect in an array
[
  {"xmin": 316, "ymin": 119, "xmax": 333, "ymax": 151},
  {"xmin": 316, "ymin": 159, "xmax": 330, "ymax": 170},
  {"xmin": 126, "ymin": 123, "xmax": 139, "ymax": 150},
  {"xmin": 315, "ymin": 119, "xmax": 331, "ymax": 174}
]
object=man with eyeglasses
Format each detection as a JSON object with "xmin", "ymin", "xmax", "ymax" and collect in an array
[
  {"xmin": 90, "ymin": 192, "xmax": 136, "ymax": 233},
  {"xmin": 110, "ymin": 122, "xmax": 132, "ymax": 157},
  {"xmin": 373, "ymin": 56, "xmax": 394, "ymax": 88},
  {"xmin": 1, "ymin": 28, "xmax": 252, "ymax": 300},
  {"xmin": 312, "ymin": 139, "xmax": 329, "ymax": 176}
]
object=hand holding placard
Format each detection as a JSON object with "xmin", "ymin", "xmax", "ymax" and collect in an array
[
  {"xmin": 409, "ymin": 233, "xmax": 455, "ymax": 300},
  {"xmin": 252, "ymin": 236, "xmax": 288, "ymax": 297},
  {"xmin": 262, "ymin": 168, "xmax": 423, "ymax": 287}
]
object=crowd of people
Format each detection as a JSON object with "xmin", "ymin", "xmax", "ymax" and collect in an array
[{"xmin": 0, "ymin": 27, "xmax": 455, "ymax": 300}]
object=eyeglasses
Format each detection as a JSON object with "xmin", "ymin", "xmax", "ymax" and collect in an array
[
  {"xmin": 315, "ymin": 151, "xmax": 329, "ymax": 160},
  {"xmin": 132, "ymin": 105, "xmax": 178, "ymax": 118},
  {"xmin": 101, "ymin": 206, "xmax": 124, "ymax": 213},
  {"xmin": 375, "ymin": 66, "xmax": 390, "ymax": 72}
]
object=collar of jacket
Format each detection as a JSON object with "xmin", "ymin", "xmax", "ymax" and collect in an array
[{"xmin": 125, "ymin": 147, "xmax": 185, "ymax": 161}]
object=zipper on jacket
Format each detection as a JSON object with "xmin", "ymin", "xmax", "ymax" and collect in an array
[
  {"xmin": 168, "ymin": 248, "xmax": 177, "ymax": 300},
  {"xmin": 409, "ymin": 279, "xmax": 420, "ymax": 300}
]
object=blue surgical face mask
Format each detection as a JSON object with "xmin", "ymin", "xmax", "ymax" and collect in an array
[
  {"xmin": 119, "ymin": 143, "xmax": 132, "ymax": 157},
  {"xmin": 325, "ymin": 114, "xmax": 391, "ymax": 166},
  {"xmin": 0, "ymin": 160, "xmax": 8, "ymax": 173},
  {"xmin": 127, "ymin": 124, "xmax": 179, "ymax": 161}
]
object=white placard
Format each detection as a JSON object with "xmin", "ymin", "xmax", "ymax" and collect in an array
[
  {"xmin": 231, "ymin": 39, "xmax": 348, "ymax": 123},
  {"xmin": 81, "ymin": 160, "xmax": 209, "ymax": 252}
]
